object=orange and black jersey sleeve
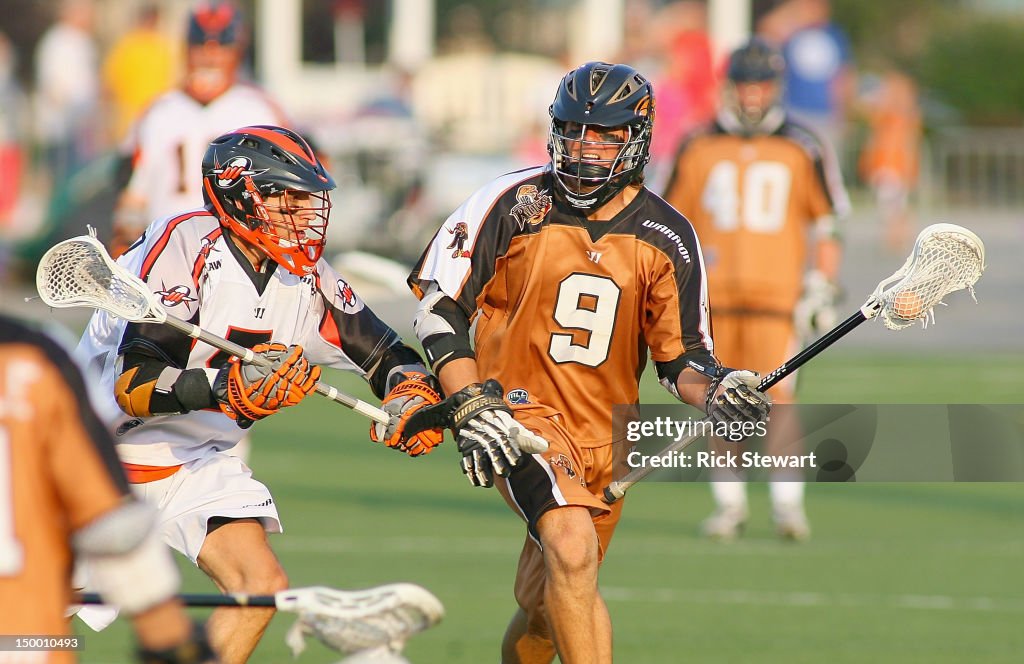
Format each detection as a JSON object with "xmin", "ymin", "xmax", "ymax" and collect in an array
[
  {"xmin": 0, "ymin": 314, "xmax": 129, "ymax": 638},
  {"xmin": 410, "ymin": 166, "xmax": 715, "ymax": 445}
]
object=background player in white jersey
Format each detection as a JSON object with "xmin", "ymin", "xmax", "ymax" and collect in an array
[
  {"xmin": 77, "ymin": 125, "xmax": 444, "ymax": 663},
  {"xmin": 109, "ymin": 0, "xmax": 289, "ymax": 468},
  {"xmin": 408, "ymin": 62, "xmax": 772, "ymax": 664},
  {"xmin": 110, "ymin": 0, "xmax": 288, "ymax": 258}
]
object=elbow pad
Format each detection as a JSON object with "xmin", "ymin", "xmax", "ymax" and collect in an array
[
  {"xmin": 73, "ymin": 501, "xmax": 181, "ymax": 615},
  {"xmin": 413, "ymin": 287, "xmax": 475, "ymax": 373},
  {"xmin": 116, "ymin": 359, "xmax": 217, "ymax": 417}
]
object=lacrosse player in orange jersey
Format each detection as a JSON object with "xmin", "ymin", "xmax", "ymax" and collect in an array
[
  {"xmin": 409, "ymin": 62, "xmax": 771, "ymax": 664},
  {"xmin": 74, "ymin": 125, "xmax": 442, "ymax": 663},
  {"xmin": 664, "ymin": 39, "xmax": 851, "ymax": 541},
  {"xmin": 0, "ymin": 313, "xmax": 218, "ymax": 664}
]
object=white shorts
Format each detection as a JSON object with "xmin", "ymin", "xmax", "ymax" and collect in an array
[{"xmin": 132, "ymin": 450, "xmax": 282, "ymax": 564}]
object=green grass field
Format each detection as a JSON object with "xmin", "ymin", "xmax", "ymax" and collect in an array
[{"xmin": 76, "ymin": 352, "xmax": 1024, "ymax": 663}]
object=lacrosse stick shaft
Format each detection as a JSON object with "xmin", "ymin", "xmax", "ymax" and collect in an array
[
  {"xmin": 160, "ymin": 314, "xmax": 389, "ymax": 425},
  {"xmin": 79, "ymin": 591, "xmax": 275, "ymax": 608},
  {"xmin": 756, "ymin": 310, "xmax": 868, "ymax": 391},
  {"xmin": 602, "ymin": 309, "xmax": 871, "ymax": 504}
]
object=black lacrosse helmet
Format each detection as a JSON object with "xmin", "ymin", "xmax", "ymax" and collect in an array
[
  {"xmin": 548, "ymin": 62, "xmax": 655, "ymax": 212},
  {"xmin": 187, "ymin": 0, "xmax": 244, "ymax": 46},
  {"xmin": 723, "ymin": 38, "xmax": 786, "ymax": 131},
  {"xmin": 201, "ymin": 125, "xmax": 336, "ymax": 276}
]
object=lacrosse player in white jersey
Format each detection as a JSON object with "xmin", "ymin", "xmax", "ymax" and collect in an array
[
  {"xmin": 76, "ymin": 125, "xmax": 445, "ymax": 663},
  {"xmin": 110, "ymin": 0, "xmax": 291, "ymax": 477},
  {"xmin": 110, "ymin": 1, "xmax": 288, "ymax": 258}
]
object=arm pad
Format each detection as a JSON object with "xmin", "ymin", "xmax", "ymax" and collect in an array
[
  {"xmin": 116, "ymin": 352, "xmax": 217, "ymax": 416},
  {"xmin": 655, "ymin": 349, "xmax": 719, "ymax": 400},
  {"xmin": 73, "ymin": 501, "xmax": 181, "ymax": 615},
  {"xmin": 413, "ymin": 287, "xmax": 474, "ymax": 373}
]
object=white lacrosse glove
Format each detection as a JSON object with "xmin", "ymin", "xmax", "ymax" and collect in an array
[
  {"xmin": 794, "ymin": 270, "xmax": 839, "ymax": 340},
  {"xmin": 705, "ymin": 370, "xmax": 772, "ymax": 443},
  {"xmin": 449, "ymin": 380, "xmax": 549, "ymax": 488}
]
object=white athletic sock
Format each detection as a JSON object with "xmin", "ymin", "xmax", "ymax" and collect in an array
[
  {"xmin": 770, "ymin": 478, "xmax": 805, "ymax": 510},
  {"xmin": 710, "ymin": 477, "xmax": 748, "ymax": 512}
]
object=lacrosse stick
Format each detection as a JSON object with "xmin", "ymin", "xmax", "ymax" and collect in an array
[
  {"xmin": 36, "ymin": 230, "xmax": 390, "ymax": 425},
  {"xmin": 603, "ymin": 223, "xmax": 986, "ymax": 503},
  {"xmin": 79, "ymin": 583, "xmax": 444, "ymax": 656}
]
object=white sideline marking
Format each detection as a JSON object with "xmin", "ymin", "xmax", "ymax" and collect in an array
[
  {"xmin": 600, "ymin": 586, "xmax": 1024, "ymax": 613},
  {"xmin": 274, "ymin": 535, "xmax": 1023, "ymax": 558}
]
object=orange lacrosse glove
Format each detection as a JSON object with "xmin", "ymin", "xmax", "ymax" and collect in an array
[
  {"xmin": 216, "ymin": 343, "xmax": 320, "ymax": 427},
  {"xmin": 370, "ymin": 371, "xmax": 445, "ymax": 456}
]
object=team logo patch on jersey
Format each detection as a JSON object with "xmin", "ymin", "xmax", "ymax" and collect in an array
[
  {"xmin": 210, "ymin": 155, "xmax": 268, "ymax": 188},
  {"xmin": 510, "ymin": 184, "xmax": 552, "ymax": 230},
  {"xmin": 336, "ymin": 278, "xmax": 364, "ymax": 314},
  {"xmin": 506, "ymin": 388, "xmax": 530, "ymax": 404},
  {"xmin": 445, "ymin": 222, "xmax": 471, "ymax": 259},
  {"xmin": 156, "ymin": 285, "xmax": 198, "ymax": 307},
  {"xmin": 198, "ymin": 237, "xmax": 220, "ymax": 260},
  {"xmin": 550, "ymin": 454, "xmax": 582, "ymax": 484}
]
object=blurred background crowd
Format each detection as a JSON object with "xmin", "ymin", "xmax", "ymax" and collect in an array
[{"xmin": 0, "ymin": 0, "xmax": 1020, "ymax": 280}]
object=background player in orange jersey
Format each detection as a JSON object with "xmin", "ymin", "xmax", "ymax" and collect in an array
[
  {"xmin": 664, "ymin": 39, "xmax": 850, "ymax": 541},
  {"xmin": 0, "ymin": 313, "xmax": 216, "ymax": 664},
  {"xmin": 408, "ymin": 62, "xmax": 771, "ymax": 664}
]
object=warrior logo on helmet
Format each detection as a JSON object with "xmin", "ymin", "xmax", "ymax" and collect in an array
[
  {"xmin": 446, "ymin": 222, "xmax": 471, "ymax": 259},
  {"xmin": 210, "ymin": 156, "xmax": 268, "ymax": 188},
  {"xmin": 510, "ymin": 185, "xmax": 552, "ymax": 230}
]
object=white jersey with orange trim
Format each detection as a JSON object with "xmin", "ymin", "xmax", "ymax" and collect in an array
[
  {"xmin": 76, "ymin": 210, "xmax": 401, "ymax": 466},
  {"xmin": 122, "ymin": 84, "xmax": 288, "ymax": 223}
]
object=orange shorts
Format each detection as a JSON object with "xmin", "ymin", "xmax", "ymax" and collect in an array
[
  {"xmin": 711, "ymin": 309, "xmax": 800, "ymax": 403},
  {"xmin": 495, "ymin": 409, "xmax": 626, "ymax": 620}
]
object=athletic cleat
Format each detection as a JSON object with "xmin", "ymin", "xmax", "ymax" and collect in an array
[
  {"xmin": 700, "ymin": 507, "xmax": 748, "ymax": 541},
  {"xmin": 774, "ymin": 506, "xmax": 811, "ymax": 542},
  {"xmin": 283, "ymin": 583, "xmax": 444, "ymax": 657}
]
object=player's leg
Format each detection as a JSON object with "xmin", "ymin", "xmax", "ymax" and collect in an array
[
  {"xmin": 132, "ymin": 452, "xmax": 287, "ymax": 663},
  {"xmin": 501, "ymin": 539, "xmax": 556, "ymax": 664},
  {"xmin": 535, "ymin": 505, "xmax": 609, "ymax": 664},
  {"xmin": 747, "ymin": 315, "xmax": 810, "ymax": 541},
  {"xmin": 701, "ymin": 311, "xmax": 749, "ymax": 540},
  {"xmin": 197, "ymin": 517, "xmax": 289, "ymax": 663},
  {"xmin": 495, "ymin": 414, "xmax": 618, "ymax": 664}
]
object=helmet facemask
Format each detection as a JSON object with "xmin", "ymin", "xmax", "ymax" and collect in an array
[
  {"xmin": 723, "ymin": 79, "xmax": 783, "ymax": 133},
  {"xmin": 549, "ymin": 119, "xmax": 650, "ymax": 212},
  {"xmin": 206, "ymin": 176, "xmax": 332, "ymax": 276}
]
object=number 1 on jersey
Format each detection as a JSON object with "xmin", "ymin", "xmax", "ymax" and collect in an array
[
  {"xmin": 0, "ymin": 430, "xmax": 24, "ymax": 575},
  {"xmin": 549, "ymin": 274, "xmax": 621, "ymax": 367}
]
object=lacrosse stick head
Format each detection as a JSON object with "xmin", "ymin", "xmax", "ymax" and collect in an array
[
  {"xmin": 282, "ymin": 583, "xmax": 443, "ymax": 657},
  {"xmin": 36, "ymin": 230, "xmax": 166, "ymax": 323},
  {"xmin": 869, "ymin": 223, "xmax": 985, "ymax": 330}
]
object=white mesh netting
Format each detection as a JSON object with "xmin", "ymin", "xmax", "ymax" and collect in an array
[
  {"xmin": 282, "ymin": 585, "xmax": 442, "ymax": 657},
  {"xmin": 36, "ymin": 236, "xmax": 158, "ymax": 322},
  {"xmin": 877, "ymin": 225, "xmax": 985, "ymax": 330}
]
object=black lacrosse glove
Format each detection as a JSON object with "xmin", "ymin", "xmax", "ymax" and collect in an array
[
  {"xmin": 448, "ymin": 379, "xmax": 526, "ymax": 488},
  {"xmin": 705, "ymin": 369, "xmax": 771, "ymax": 443}
]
